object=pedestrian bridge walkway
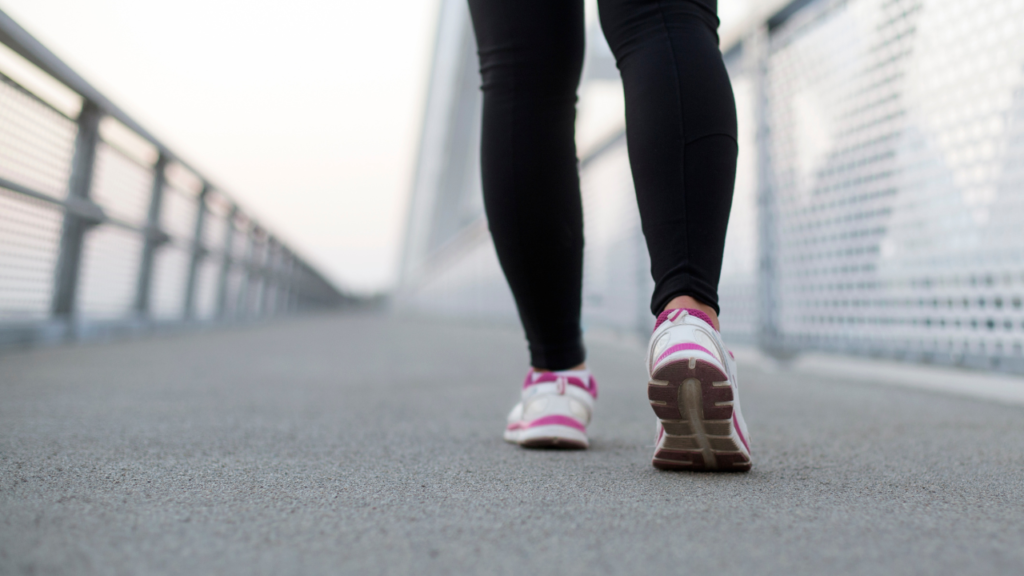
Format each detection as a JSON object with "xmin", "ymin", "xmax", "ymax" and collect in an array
[{"xmin": 2, "ymin": 313, "xmax": 1023, "ymax": 575}]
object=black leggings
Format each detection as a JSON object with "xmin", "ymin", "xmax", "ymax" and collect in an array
[{"xmin": 468, "ymin": 0, "xmax": 737, "ymax": 370}]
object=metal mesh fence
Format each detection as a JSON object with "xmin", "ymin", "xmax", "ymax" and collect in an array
[
  {"xmin": 0, "ymin": 187, "xmax": 62, "ymax": 322},
  {"xmin": 0, "ymin": 72, "xmax": 74, "ymax": 199},
  {"xmin": 150, "ymin": 245, "xmax": 190, "ymax": 320},
  {"xmin": 76, "ymin": 225, "xmax": 142, "ymax": 320},
  {"xmin": 90, "ymin": 142, "xmax": 151, "ymax": 225},
  {"xmin": 756, "ymin": 0, "xmax": 1024, "ymax": 370},
  {"xmin": 195, "ymin": 259, "xmax": 220, "ymax": 320},
  {"xmin": 161, "ymin": 184, "xmax": 198, "ymax": 242},
  {"xmin": 0, "ymin": 10, "xmax": 346, "ymax": 346}
]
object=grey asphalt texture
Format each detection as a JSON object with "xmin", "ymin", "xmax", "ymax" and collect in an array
[{"xmin": 2, "ymin": 312, "xmax": 1023, "ymax": 576}]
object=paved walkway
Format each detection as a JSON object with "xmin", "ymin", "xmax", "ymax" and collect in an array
[{"xmin": 2, "ymin": 313, "xmax": 1023, "ymax": 575}]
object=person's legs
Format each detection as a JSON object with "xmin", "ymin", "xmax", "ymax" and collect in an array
[
  {"xmin": 467, "ymin": 0, "xmax": 586, "ymax": 371},
  {"xmin": 597, "ymin": 0, "xmax": 737, "ymax": 322}
]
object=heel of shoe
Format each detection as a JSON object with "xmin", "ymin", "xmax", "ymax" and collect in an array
[
  {"xmin": 648, "ymin": 358, "xmax": 750, "ymax": 471},
  {"xmin": 518, "ymin": 424, "xmax": 588, "ymax": 449}
]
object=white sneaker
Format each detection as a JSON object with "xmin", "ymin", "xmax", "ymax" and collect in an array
[
  {"xmin": 647, "ymin": 308, "xmax": 751, "ymax": 471},
  {"xmin": 504, "ymin": 369, "xmax": 597, "ymax": 449}
]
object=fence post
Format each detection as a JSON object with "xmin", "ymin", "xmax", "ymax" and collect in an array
[
  {"xmin": 256, "ymin": 232, "xmax": 269, "ymax": 317},
  {"xmin": 751, "ymin": 26, "xmax": 784, "ymax": 357},
  {"xmin": 51, "ymin": 101, "xmax": 102, "ymax": 321},
  {"xmin": 262, "ymin": 238, "xmax": 279, "ymax": 316},
  {"xmin": 134, "ymin": 153, "xmax": 169, "ymax": 318},
  {"xmin": 277, "ymin": 249, "xmax": 293, "ymax": 315},
  {"xmin": 290, "ymin": 262, "xmax": 303, "ymax": 313},
  {"xmin": 236, "ymin": 226, "xmax": 258, "ymax": 319},
  {"xmin": 216, "ymin": 206, "xmax": 237, "ymax": 319},
  {"xmin": 183, "ymin": 183, "xmax": 209, "ymax": 319}
]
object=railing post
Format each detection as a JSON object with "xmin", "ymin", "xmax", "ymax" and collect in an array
[
  {"xmin": 216, "ymin": 205, "xmax": 237, "ymax": 319},
  {"xmin": 134, "ymin": 153, "xmax": 169, "ymax": 318},
  {"xmin": 236, "ymin": 226, "xmax": 257, "ymax": 319},
  {"xmin": 293, "ymin": 265, "xmax": 303, "ymax": 312},
  {"xmin": 183, "ymin": 183, "xmax": 210, "ymax": 320},
  {"xmin": 751, "ymin": 26, "xmax": 784, "ymax": 356},
  {"xmin": 261, "ymin": 237, "xmax": 278, "ymax": 316},
  {"xmin": 290, "ymin": 262, "xmax": 302, "ymax": 313},
  {"xmin": 216, "ymin": 203, "xmax": 237, "ymax": 317},
  {"xmin": 252, "ymin": 236, "xmax": 265, "ymax": 317},
  {"xmin": 277, "ymin": 250, "xmax": 293, "ymax": 315},
  {"xmin": 51, "ymin": 100, "xmax": 102, "ymax": 321}
]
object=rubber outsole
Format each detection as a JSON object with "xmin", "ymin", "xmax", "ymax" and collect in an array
[
  {"xmin": 648, "ymin": 357, "xmax": 751, "ymax": 472},
  {"xmin": 506, "ymin": 424, "xmax": 589, "ymax": 450},
  {"xmin": 519, "ymin": 437, "xmax": 588, "ymax": 450}
]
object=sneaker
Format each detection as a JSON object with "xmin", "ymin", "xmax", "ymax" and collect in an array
[
  {"xmin": 504, "ymin": 369, "xmax": 597, "ymax": 449},
  {"xmin": 647, "ymin": 308, "xmax": 752, "ymax": 471}
]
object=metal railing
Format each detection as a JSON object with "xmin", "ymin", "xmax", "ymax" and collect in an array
[{"xmin": 0, "ymin": 9, "xmax": 345, "ymax": 348}]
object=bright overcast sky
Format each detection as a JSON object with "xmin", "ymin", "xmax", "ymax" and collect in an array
[{"xmin": 1, "ymin": 0, "xmax": 753, "ymax": 295}]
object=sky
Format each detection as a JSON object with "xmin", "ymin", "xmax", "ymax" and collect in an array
[{"xmin": 1, "ymin": 0, "xmax": 754, "ymax": 295}]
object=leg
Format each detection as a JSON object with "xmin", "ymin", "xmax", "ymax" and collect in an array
[
  {"xmin": 467, "ymin": 0, "xmax": 586, "ymax": 370},
  {"xmin": 598, "ymin": 1, "xmax": 751, "ymax": 470},
  {"xmin": 597, "ymin": 0, "xmax": 738, "ymax": 321}
]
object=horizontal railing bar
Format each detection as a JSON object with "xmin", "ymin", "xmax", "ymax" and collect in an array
[
  {"xmin": 0, "ymin": 68, "xmax": 75, "ymax": 121},
  {"xmin": 0, "ymin": 175, "xmax": 200, "ymax": 243},
  {"xmin": 102, "ymin": 215, "xmax": 149, "ymax": 235},
  {"xmin": 0, "ymin": 175, "xmax": 67, "ymax": 209}
]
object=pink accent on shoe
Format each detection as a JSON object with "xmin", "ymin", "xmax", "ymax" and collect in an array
[
  {"xmin": 653, "ymin": 308, "xmax": 718, "ymax": 332},
  {"xmin": 653, "ymin": 310, "xmax": 675, "ymax": 331},
  {"xmin": 728, "ymin": 350, "xmax": 735, "ymax": 359},
  {"xmin": 524, "ymin": 415, "xmax": 586, "ymax": 432},
  {"xmin": 684, "ymin": 309, "xmax": 716, "ymax": 329},
  {"xmin": 733, "ymin": 413, "xmax": 749, "ymax": 453},
  {"xmin": 657, "ymin": 425, "xmax": 664, "ymax": 444},
  {"xmin": 506, "ymin": 422, "xmax": 523, "ymax": 431},
  {"xmin": 523, "ymin": 371, "xmax": 598, "ymax": 398},
  {"xmin": 655, "ymin": 342, "xmax": 716, "ymax": 365}
]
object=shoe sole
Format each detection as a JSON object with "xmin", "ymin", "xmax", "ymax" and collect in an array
[
  {"xmin": 648, "ymin": 357, "xmax": 751, "ymax": 472},
  {"xmin": 506, "ymin": 424, "xmax": 588, "ymax": 450}
]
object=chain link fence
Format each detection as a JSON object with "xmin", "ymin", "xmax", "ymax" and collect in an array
[{"xmin": 0, "ymin": 10, "xmax": 345, "ymax": 348}]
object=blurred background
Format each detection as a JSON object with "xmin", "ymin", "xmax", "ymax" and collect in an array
[{"xmin": 2, "ymin": 0, "xmax": 1024, "ymax": 374}]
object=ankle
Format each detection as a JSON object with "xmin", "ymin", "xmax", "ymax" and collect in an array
[
  {"xmin": 662, "ymin": 296, "xmax": 719, "ymax": 331},
  {"xmin": 532, "ymin": 363, "xmax": 587, "ymax": 374}
]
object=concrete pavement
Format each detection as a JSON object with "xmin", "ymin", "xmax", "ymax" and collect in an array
[{"xmin": 2, "ymin": 313, "xmax": 1023, "ymax": 575}]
